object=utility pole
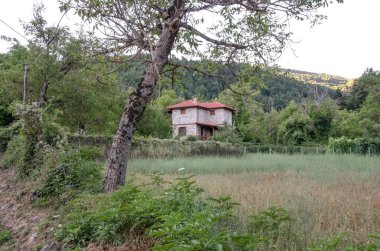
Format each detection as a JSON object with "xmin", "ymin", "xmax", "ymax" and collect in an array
[{"xmin": 23, "ymin": 63, "xmax": 28, "ymax": 103}]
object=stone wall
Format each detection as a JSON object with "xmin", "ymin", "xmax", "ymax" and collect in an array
[
  {"xmin": 171, "ymin": 107, "xmax": 233, "ymax": 137},
  {"xmin": 173, "ymin": 124, "xmax": 198, "ymax": 137},
  {"xmin": 172, "ymin": 107, "xmax": 197, "ymax": 125}
]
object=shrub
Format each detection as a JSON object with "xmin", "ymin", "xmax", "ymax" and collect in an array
[
  {"xmin": 56, "ymin": 174, "xmax": 260, "ymax": 249},
  {"xmin": 0, "ymin": 230, "xmax": 12, "ymax": 245},
  {"xmin": 308, "ymin": 232, "xmax": 380, "ymax": 251},
  {"xmin": 0, "ymin": 133, "xmax": 26, "ymax": 170},
  {"xmin": 328, "ymin": 137, "xmax": 380, "ymax": 155},
  {"xmin": 36, "ymin": 150, "xmax": 103, "ymax": 205},
  {"xmin": 249, "ymin": 206, "xmax": 301, "ymax": 250},
  {"xmin": 185, "ymin": 135, "xmax": 198, "ymax": 142},
  {"xmin": 78, "ymin": 146, "xmax": 103, "ymax": 161},
  {"xmin": 0, "ymin": 122, "xmax": 20, "ymax": 152},
  {"xmin": 210, "ymin": 126, "xmax": 243, "ymax": 144},
  {"xmin": 0, "ymin": 104, "xmax": 67, "ymax": 175}
]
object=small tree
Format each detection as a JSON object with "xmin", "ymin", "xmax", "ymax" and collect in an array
[
  {"xmin": 22, "ymin": 3, "xmax": 89, "ymax": 107},
  {"xmin": 61, "ymin": 0, "xmax": 343, "ymax": 192}
]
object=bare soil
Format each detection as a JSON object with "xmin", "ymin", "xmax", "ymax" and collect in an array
[
  {"xmin": 0, "ymin": 167, "xmax": 56, "ymax": 250},
  {"xmin": 0, "ymin": 165, "xmax": 153, "ymax": 251}
]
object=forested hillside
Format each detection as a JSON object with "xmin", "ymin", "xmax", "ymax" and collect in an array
[
  {"xmin": 155, "ymin": 60, "xmax": 348, "ymax": 111},
  {"xmin": 0, "ymin": 41, "xmax": 378, "ymax": 146},
  {"xmin": 284, "ymin": 69, "xmax": 349, "ymax": 88}
]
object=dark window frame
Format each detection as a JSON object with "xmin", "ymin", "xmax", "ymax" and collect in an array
[
  {"xmin": 210, "ymin": 110, "xmax": 216, "ymax": 115},
  {"xmin": 178, "ymin": 127, "xmax": 186, "ymax": 136},
  {"xmin": 180, "ymin": 108, "xmax": 186, "ymax": 114}
]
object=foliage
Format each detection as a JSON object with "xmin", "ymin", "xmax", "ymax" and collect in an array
[
  {"xmin": 330, "ymin": 110, "xmax": 363, "ymax": 139},
  {"xmin": 328, "ymin": 137, "xmax": 380, "ymax": 155},
  {"xmin": 136, "ymin": 90, "xmax": 179, "ymax": 139},
  {"xmin": 0, "ymin": 104, "xmax": 67, "ymax": 175},
  {"xmin": 339, "ymin": 69, "xmax": 380, "ymax": 110},
  {"xmin": 249, "ymin": 206, "xmax": 301, "ymax": 250},
  {"xmin": 56, "ymin": 174, "xmax": 260, "ymax": 249},
  {"xmin": 308, "ymin": 232, "xmax": 380, "ymax": 251},
  {"xmin": 303, "ymin": 100, "xmax": 336, "ymax": 144},
  {"xmin": 78, "ymin": 146, "xmax": 103, "ymax": 161},
  {"xmin": 0, "ymin": 104, "xmax": 14, "ymax": 127},
  {"xmin": 277, "ymin": 102, "xmax": 311, "ymax": 145},
  {"xmin": 359, "ymin": 90, "xmax": 380, "ymax": 139},
  {"xmin": 0, "ymin": 122, "xmax": 20, "ymax": 152},
  {"xmin": 0, "ymin": 230, "xmax": 12, "ymax": 245},
  {"xmin": 36, "ymin": 150, "xmax": 103, "ymax": 205},
  {"xmin": 0, "ymin": 133, "xmax": 26, "ymax": 170},
  {"xmin": 211, "ymin": 126, "xmax": 242, "ymax": 144},
  {"xmin": 185, "ymin": 135, "xmax": 198, "ymax": 142}
]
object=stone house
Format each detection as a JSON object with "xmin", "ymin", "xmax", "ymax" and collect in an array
[{"xmin": 166, "ymin": 99, "xmax": 235, "ymax": 140}]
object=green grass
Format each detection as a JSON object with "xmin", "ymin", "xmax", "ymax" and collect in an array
[
  {"xmin": 129, "ymin": 154, "xmax": 380, "ymax": 247},
  {"xmin": 0, "ymin": 230, "xmax": 12, "ymax": 245},
  {"xmin": 129, "ymin": 154, "xmax": 380, "ymax": 180}
]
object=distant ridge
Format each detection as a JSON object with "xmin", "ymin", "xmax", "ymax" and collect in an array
[{"xmin": 281, "ymin": 68, "xmax": 349, "ymax": 88}]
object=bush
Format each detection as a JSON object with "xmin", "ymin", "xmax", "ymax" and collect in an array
[
  {"xmin": 328, "ymin": 137, "xmax": 380, "ymax": 155},
  {"xmin": 308, "ymin": 232, "xmax": 380, "ymax": 251},
  {"xmin": 0, "ymin": 122, "xmax": 20, "ymax": 152},
  {"xmin": 36, "ymin": 150, "xmax": 103, "ymax": 205},
  {"xmin": 0, "ymin": 133, "xmax": 26, "ymax": 170},
  {"xmin": 0, "ymin": 104, "xmax": 67, "ymax": 175},
  {"xmin": 249, "ymin": 206, "xmax": 301, "ymax": 250},
  {"xmin": 78, "ymin": 146, "xmax": 103, "ymax": 161},
  {"xmin": 56, "ymin": 174, "xmax": 259, "ymax": 249},
  {"xmin": 210, "ymin": 126, "xmax": 243, "ymax": 144}
]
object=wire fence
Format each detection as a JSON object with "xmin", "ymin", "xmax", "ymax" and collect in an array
[{"xmin": 67, "ymin": 135, "xmax": 379, "ymax": 160}]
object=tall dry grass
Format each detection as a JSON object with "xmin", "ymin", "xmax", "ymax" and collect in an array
[{"xmin": 129, "ymin": 154, "xmax": 380, "ymax": 247}]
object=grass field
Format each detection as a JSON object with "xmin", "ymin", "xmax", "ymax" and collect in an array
[{"xmin": 129, "ymin": 154, "xmax": 380, "ymax": 247}]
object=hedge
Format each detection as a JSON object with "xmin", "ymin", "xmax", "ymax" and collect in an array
[{"xmin": 328, "ymin": 137, "xmax": 380, "ymax": 155}]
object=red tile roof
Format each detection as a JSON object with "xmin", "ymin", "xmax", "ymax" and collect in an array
[{"xmin": 167, "ymin": 100, "xmax": 235, "ymax": 111}]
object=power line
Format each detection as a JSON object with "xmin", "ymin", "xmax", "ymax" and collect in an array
[{"xmin": 0, "ymin": 18, "xmax": 29, "ymax": 42}]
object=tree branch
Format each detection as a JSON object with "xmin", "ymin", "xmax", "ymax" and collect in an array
[{"xmin": 180, "ymin": 22, "xmax": 248, "ymax": 49}]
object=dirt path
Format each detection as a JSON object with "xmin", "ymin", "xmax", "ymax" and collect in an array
[{"xmin": 0, "ymin": 167, "xmax": 56, "ymax": 250}]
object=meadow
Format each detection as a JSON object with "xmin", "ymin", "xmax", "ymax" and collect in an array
[{"xmin": 129, "ymin": 154, "xmax": 380, "ymax": 247}]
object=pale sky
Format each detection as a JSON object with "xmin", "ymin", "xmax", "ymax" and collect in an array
[{"xmin": 0, "ymin": 0, "xmax": 379, "ymax": 79}]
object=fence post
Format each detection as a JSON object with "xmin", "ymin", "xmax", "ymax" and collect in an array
[
  {"xmin": 301, "ymin": 146, "xmax": 303, "ymax": 155},
  {"xmin": 244, "ymin": 146, "xmax": 247, "ymax": 155},
  {"xmin": 349, "ymin": 147, "xmax": 352, "ymax": 155},
  {"xmin": 368, "ymin": 147, "xmax": 371, "ymax": 157},
  {"xmin": 285, "ymin": 147, "xmax": 287, "ymax": 155},
  {"xmin": 316, "ymin": 147, "xmax": 319, "ymax": 155},
  {"xmin": 269, "ymin": 147, "xmax": 272, "ymax": 155}
]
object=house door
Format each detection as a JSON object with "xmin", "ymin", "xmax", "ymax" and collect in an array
[{"xmin": 201, "ymin": 127, "xmax": 213, "ymax": 140}]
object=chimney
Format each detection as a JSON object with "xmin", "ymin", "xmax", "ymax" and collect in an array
[{"xmin": 192, "ymin": 96, "xmax": 197, "ymax": 103}]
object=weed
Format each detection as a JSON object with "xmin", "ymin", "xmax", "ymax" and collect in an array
[{"xmin": 0, "ymin": 230, "xmax": 12, "ymax": 245}]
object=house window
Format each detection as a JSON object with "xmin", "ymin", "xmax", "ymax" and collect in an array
[
  {"xmin": 180, "ymin": 108, "xmax": 186, "ymax": 114},
  {"xmin": 210, "ymin": 110, "xmax": 215, "ymax": 115},
  {"xmin": 178, "ymin": 127, "xmax": 186, "ymax": 137}
]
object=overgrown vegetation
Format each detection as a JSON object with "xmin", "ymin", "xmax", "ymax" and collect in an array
[
  {"xmin": 0, "ymin": 1, "xmax": 379, "ymax": 249},
  {"xmin": 328, "ymin": 137, "xmax": 380, "ymax": 154},
  {"xmin": 54, "ymin": 172, "xmax": 379, "ymax": 250}
]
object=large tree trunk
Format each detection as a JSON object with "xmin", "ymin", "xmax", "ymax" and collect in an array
[{"xmin": 103, "ymin": 2, "xmax": 184, "ymax": 192}]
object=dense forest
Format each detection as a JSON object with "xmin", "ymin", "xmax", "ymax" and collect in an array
[
  {"xmin": 1, "ymin": 40, "xmax": 379, "ymax": 147},
  {"xmin": 0, "ymin": 2, "xmax": 378, "ymax": 151}
]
